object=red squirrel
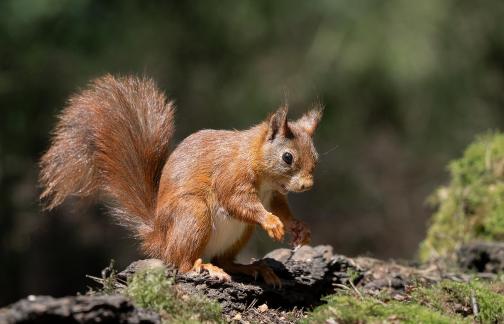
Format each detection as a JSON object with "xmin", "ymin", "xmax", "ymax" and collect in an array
[{"xmin": 40, "ymin": 75, "xmax": 322, "ymax": 286}]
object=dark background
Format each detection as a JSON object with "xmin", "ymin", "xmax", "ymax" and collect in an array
[{"xmin": 1, "ymin": 0, "xmax": 504, "ymax": 306}]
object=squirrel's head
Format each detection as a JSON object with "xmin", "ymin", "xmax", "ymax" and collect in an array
[{"xmin": 261, "ymin": 105, "xmax": 323, "ymax": 194}]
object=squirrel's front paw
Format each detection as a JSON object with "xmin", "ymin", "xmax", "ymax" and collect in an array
[
  {"xmin": 261, "ymin": 213, "xmax": 285, "ymax": 241},
  {"xmin": 288, "ymin": 219, "xmax": 311, "ymax": 246}
]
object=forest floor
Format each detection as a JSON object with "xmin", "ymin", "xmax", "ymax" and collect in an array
[{"xmin": 2, "ymin": 243, "xmax": 504, "ymax": 323}]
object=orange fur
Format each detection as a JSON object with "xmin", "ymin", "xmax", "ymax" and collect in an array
[{"xmin": 39, "ymin": 75, "xmax": 322, "ymax": 284}]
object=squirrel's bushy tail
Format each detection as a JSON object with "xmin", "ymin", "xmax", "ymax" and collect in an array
[{"xmin": 40, "ymin": 75, "xmax": 174, "ymax": 237}]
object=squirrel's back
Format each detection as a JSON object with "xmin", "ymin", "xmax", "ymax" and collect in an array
[
  {"xmin": 157, "ymin": 127, "xmax": 264, "ymax": 198},
  {"xmin": 39, "ymin": 75, "xmax": 175, "ymax": 237}
]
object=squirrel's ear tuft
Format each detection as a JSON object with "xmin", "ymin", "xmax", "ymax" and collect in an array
[
  {"xmin": 294, "ymin": 104, "xmax": 323, "ymax": 137},
  {"xmin": 267, "ymin": 106, "xmax": 292, "ymax": 140}
]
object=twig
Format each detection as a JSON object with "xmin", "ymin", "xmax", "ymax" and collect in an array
[
  {"xmin": 332, "ymin": 283, "xmax": 351, "ymax": 290},
  {"xmin": 286, "ymin": 244, "xmax": 301, "ymax": 263},
  {"xmin": 349, "ymin": 277, "xmax": 363, "ymax": 300},
  {"xmin": 471, "ymin": 289, "xmax": 479, "ymax": 321}
]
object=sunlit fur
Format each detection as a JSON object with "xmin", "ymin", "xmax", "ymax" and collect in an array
[{"xmin": 39, "ymin": 75, "xmax": 322, "ymax": 283}]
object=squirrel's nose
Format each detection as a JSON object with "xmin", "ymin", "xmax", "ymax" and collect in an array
[{"xmin": 300, "ymin": 178, "xmax": 313, "ymax": 191}]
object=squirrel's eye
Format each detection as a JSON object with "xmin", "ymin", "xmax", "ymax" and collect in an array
[{"xmin": 282, "ymin": 152, "xmax": 293, "ymax": 165}]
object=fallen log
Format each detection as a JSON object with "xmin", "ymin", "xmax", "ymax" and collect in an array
[{"xmin": 2, "ymin": 245, "xmax": 476, "ymax": 323}]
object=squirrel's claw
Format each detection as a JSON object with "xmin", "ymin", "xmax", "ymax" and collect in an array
[{"xmin": 191, "ymin": 258, "xmax": 231, "ymax": 282}]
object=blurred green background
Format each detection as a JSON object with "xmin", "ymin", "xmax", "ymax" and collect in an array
[{"xmin": 1, "ymin": 0, "xmax": 504, "ymax": 306}]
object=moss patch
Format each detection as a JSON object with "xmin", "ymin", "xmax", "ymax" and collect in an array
[
  {"xmin": 419, "ymin": 132, "xmax": 504, "ymax": 261},
  {"xmin": 306, "ymin": 279, "xmax": 504, "ymax": 323},
  {"xmin": 413, "ymin": 280, "xmax": 504, "ymax": 323},
  {"xmin": 125, "ymin": 268, "xmax": 223, "ymax": 323},
  {"xmin": 304, "ymin": 294, "xmax": 465, "ymax": 324}
]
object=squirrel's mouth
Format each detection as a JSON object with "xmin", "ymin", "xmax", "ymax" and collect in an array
[{"xmin": 279, "ymin": 185, "xmax": 289, "ymax": 195}]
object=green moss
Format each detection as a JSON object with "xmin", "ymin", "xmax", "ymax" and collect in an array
[
  {"xmin": 304, "ymin": 293, "xmax": 465, "ymax": 324},
  {"xmin": 413, "ymin": 280, "xmax": 504, "ymax": 323},
  {"xmin": 125, "ymin": 268, "xmax": 223, "ymax": 323},
  {"xmin": 305, "ymin": 280, "xmax": 504, "ymax": 323},
  {"xmin": 419, "ymin": 132, "xmax": 504, "ymax": 261}
]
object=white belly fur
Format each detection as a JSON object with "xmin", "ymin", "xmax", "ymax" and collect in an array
[
  {"xmin": 203, "ymin": 207, "xmax": 247, "ymax": 259},
  {"xmin": 203, "ymin": 183, "xmax": 274, "ymax": 260}
]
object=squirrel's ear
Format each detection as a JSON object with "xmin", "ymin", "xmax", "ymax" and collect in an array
[
  {"xmin": 294, "ymin": 104, "xmax": 323, "ymax": 137},
  {"xmin": 267, "ymin": 106, "xmax": 291, "ymax": 140}
]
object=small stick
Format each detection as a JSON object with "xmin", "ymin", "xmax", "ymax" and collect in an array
[
  {"xmin": 349, "ymin": 277, "xmax": 363, "ymax": 300},
  {"xmin": 286, "ymin": 244, "xmax": 301, "ymax": 263},
  {"xmin": 471, "ymin": 289, "xmax": 479, "ymax": 320}
]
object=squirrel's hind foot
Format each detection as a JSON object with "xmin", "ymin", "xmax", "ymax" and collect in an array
[
  {"xmin": 190, "ymin": 258, "xmax": 232, "ymax": 282},
  {"xmin": 218, "ymin": 260, "xmax": 282, "ymax": 289}
]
